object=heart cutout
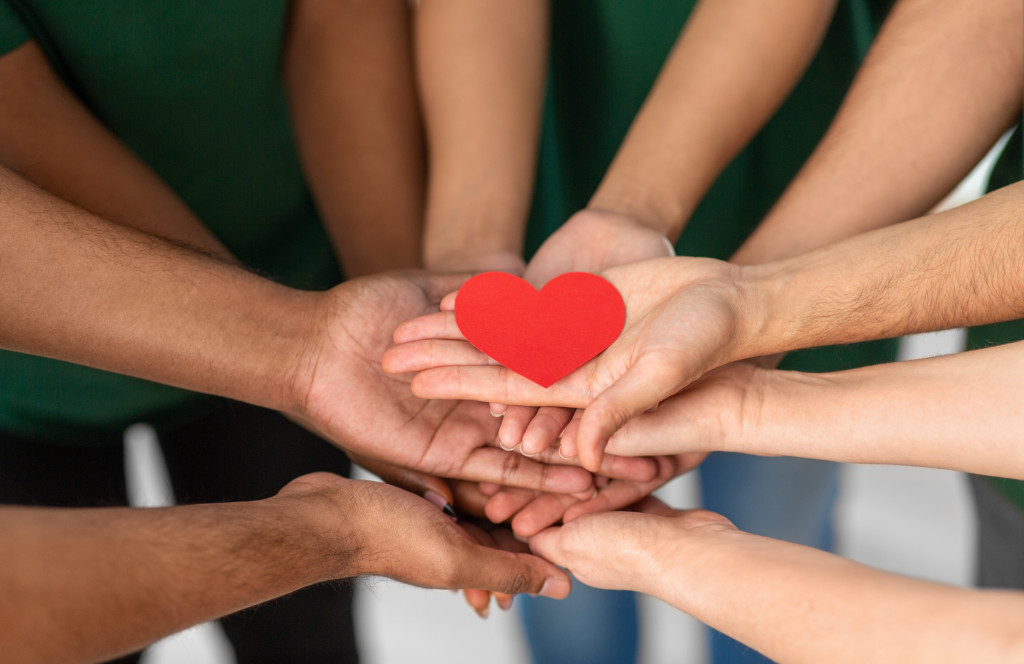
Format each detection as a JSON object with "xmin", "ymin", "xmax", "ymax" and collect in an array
[{"xmin": 454, "ymin": 271, "xmax": 625, "ymax": 387}]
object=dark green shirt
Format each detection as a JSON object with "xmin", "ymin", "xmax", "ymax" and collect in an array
[{"xmin": 0, "ymin": 0, "xmax": 339, "ymax": 443}]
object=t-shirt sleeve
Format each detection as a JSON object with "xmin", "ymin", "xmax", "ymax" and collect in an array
[{"xmin": 0, "ymin": 1, "xmax": 32, "ymax": 57}]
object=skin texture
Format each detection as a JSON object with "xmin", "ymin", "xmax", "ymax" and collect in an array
[
  {"xmin": 0, "ymin": 472, "xmax": 570, "ymax": 664},
  {"xmin": 417, "ymin": 0, "xmax": 548, "ymax": 274},
  {"xmin": 385, "ymin": 180, "xmax": 1024, "ymax": 470},
  {"xmin": 605, "ymin": 341, "xmax": 1024, "ymax": 480},
  {"xmin": 283, "ymin": 0, "xmax": 425, "ymax": 277},
  {"xmin": 465, "ymin": 0, "xmax": 838, "ymax": 528},
  {"xmin": 530, "ymin": 499, "xmax": 1024, "ymax": 664},
  {"xmin": 0, "ymin": 167, "xmax": 616, "ymax": 493},
  {"xmin": 437, "ymin": 0, "xmax": 1022, "ymax": 530}
]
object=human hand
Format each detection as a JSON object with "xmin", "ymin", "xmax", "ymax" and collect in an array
[
  {"xmin": 288, "ymin": 271, "xmax": 603, "ymax": 493},
  {"xmin": 276, "ymin": 472, "xmax": 570, "ymax": 597},
  {"xmin": 528, "ymin": 496, "xmax": 734, "ymax": 596},
  {"xmin": 491, "ymin": 208, "xmax": 676, "ymax": 448},
  {"xmin": 383, "ymin": 256, "xmax": 754, "ymax": 471},
  {"xmin": 477, "ymin": 450, "xmax": 707, "ymax": 537}
]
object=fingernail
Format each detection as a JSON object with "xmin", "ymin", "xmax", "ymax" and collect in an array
[
  {"xmin": 498, "ymin": 439, "xmax": 516, "ymax": 452},
  {"xmin": 539, "ymin": 577, "xmax": 571, "ymax": 599},
  {"xmin": 520, "ymin": 447, "xmax": 538, "ymax": 458},
  {"xmin": 497, "ymin": 595, "xmax": 514, "ymax": 611},
  {"xmin": 557, "ymin": 446, "xmax": 574, "ymax": 460},
  {"xmin": 476, "ymin": 605, "xmax": 490, "ymax": 619},
  {"xmin": 424, "ymin": 490, "xmax": 457, "ymax": 520},
  {"xmin": 490, "ymin": 408, "xmax": 505, "ymax": 418}
]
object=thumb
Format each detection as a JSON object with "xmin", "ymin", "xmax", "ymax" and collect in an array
[
  {"xmin": 574, "ymin": 354, "xmax": 688, "ymax": 472},
  {"xmin": 459, "ymin": 546, "xmax": 571, "ymax": 599}
]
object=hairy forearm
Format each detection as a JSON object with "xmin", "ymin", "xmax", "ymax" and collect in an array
[
  {"xmin": 722, "ymin": 342, "xmax": 1024, "ymax": 478},
  {"xmin": 654, "ymin": 527, "xmax": 1024, "ymax": 663},
  {"xmin": 284, "ymin": 0, "xmax": 424, "ymax": 277},
  {"xmin": 0, "ymin": 167, "xmax": 318, "ymax": 413},
  {"xmin": 417, "ymin": 0, "xmax": 548, "ymax": 270},
  {"xmin": 732, "ymin": 0, "xmax": 1023, "ymax": 265},
  {"xmin": 0, "ymin": 497, "xmax": 347, "ymax": 664},
  {"xmin": 590, "ymin": 0, "xmax": 837, "ymax": 239},
  {"xmin": 731, "ymin": 182, "xmax": 1024, "ymax": 358},
  {"xmin": 0, "ymin": 43, "xmax": 230, "ymax": 259}
]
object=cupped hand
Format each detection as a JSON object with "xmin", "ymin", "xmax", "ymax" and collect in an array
[
  {"xmin": 289, "ymin": 271, "xmax": 595, "ymax": 494},
  {"xmin": 383, "ymin": 256, "xmax": 748, "ymax": 472},
  {"xmin": 528, "ymin": 496, "xmax": 734, "ymax": 595},
  {"xmin": 493, "ymin": 208, "xmax": 677, "ymax": 450},
  {"xmin": 278, "ymin": 473, "xmax": 570, "ymax": 598}
]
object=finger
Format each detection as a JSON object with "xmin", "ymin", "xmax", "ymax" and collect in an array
[
  {"xmin": 382, "ymin": 339, "xmax": 491, "ymax": 374},
  {"xmin": 497, "ymin": 405, "xmax": 538, "ymax": 451},
  {"xmin": 455, "ymin": 545, "xmax": 571, "ymax": 599},
  {"xmin": 462, "ymin": 588, "xmax": 492, "ymax": 618},
  {"xmin": 392, "ymin": 311, "xmax": 464, "ymax": 344},
  {"xmin": 450, "ymin": 481, "xmax": 490, "ymax": 519},
  {"xmin": 411, "ymin": 365, "xmax": 588, "ymax": 407},
  {"xmin": 489, "ymin": 402, "xmax": 508, "ymax": 417},
  {"xmin": 441, "ymin": 291, "xmax": 458, "ymax": 311},
  {"xmin": 563, "ymin": 479, "xmax": 657, "ymax": 522},
  {"xmin": 527, "ymin": 526, "xmax": 567, "ymax": 568},
  {"xmin": 595, "ymin": 453, "xmax": 658, "ymax": 483},
  {"xmin": 461, "ymin": 447, "xmax": 593, "ymax": 494},
  {"xmin": 484, "ymin": 487, "xmax": 537, "ymax": 523},
  {"xmin": 350, "ymin": 454, "xmax": 456, "ymax": 516},
  {"xmin": 558, "ymin": 411, "xmax": 582, "ymax": 459},
  {"xmin": 521, "ymin": 407, "xmax": 574, "ymax": 456},
  {"xmin": 511, "ymin": 492, "xmax": 581, "ymax": 537},
  {"xmin": 576, "ymin": 355, "xmax": 686, "ymax": 472},
  {"xmin": 479, "ymin": 482, "xmax": 501, "ymax": 496}
]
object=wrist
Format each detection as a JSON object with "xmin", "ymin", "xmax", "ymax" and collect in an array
[
  {"xmin": 724, "ymin": 262, "xmax": 787, "ymax": 363},
  {"xmin": 588, "ymin": 180, "xmax": 691, "ymax": 241},
  {"xmin": 265, "ymin": 475, "xmax": 367, "ymax": 583}
]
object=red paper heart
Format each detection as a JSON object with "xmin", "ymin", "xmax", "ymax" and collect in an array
[{"xmin": 454, "ymin": 271, "xmax": 625, "ymax": 388}]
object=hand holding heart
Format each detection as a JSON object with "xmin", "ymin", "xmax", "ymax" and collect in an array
[{"xmin": 382, "ymin": 255, "xmax": 749, "ymax": 472}]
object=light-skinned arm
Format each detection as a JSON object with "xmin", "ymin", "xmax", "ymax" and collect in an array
[
  {"xmin": 385, "ymin": 181, "xmax": 1024, "ymax": 470},
  {"xmin": 283, "ymin": 0, "xmax": 424, "ymax": 277},
  {"xmin": 731, "ymin": 0, "xmax": 1023, "ymax": 265},
  {"xmin": 531, "ymin": 499, "xmax": 1024, "ymax": 664},
  {"xmin": 1, "ymin": 471, "xmax": 570, "ymax": 664},
  {"xmin": 416, "ymin": 0, "xmax": 548, "ymax": 274},
  {"xmin": 606, "ymin": 340, "xmax": 1024, "ymax": 480}
]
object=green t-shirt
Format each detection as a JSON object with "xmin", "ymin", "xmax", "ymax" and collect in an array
[
  {"xmin": 526, "ymin": 0, "xmax": 899, "ymax": 376},
  {"xmin": 0, "ymin": 1, "xmax": 340, "ymax": 443}
]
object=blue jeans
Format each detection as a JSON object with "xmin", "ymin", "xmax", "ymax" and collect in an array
[{"xmin": 518, "ymin": 452, "xmax": 839, "ymax": 664}]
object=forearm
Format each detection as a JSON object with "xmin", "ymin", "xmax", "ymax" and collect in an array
[
  {"xmin": 730, "ymin": 182, "xmax": 1024, "ymax": 358},
  {"xmin": 590, "ymin": 0, "xmax": 836, "ymax": 239},
  {"xmin": 417, "ymin": 0, "xmax": 548, "ymax": 270},
  {"xmin": 732, "ymin": 0, "xmax": 1023, "ymax": 265},
  {"xmin": 0, "ymin": 498, "xmax": 345, "ymax": 664},
  {"xmin": 721, "ymin": 342, "xmax": 1024, "ymax": 478},
  {"xmin": 0, "ymin": 43, "xmax": 230, "ymax": 258},
  {"xmin": 653, "ymin": 526, "xmax": 1024, "ymax": 663},
  {"xmin": 284, "ymin": 0, "xmax": 424, "ymax": 277},
  {"xmin": 0, "ymin": 167, "xmax": 318, "ymax": 413}
]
